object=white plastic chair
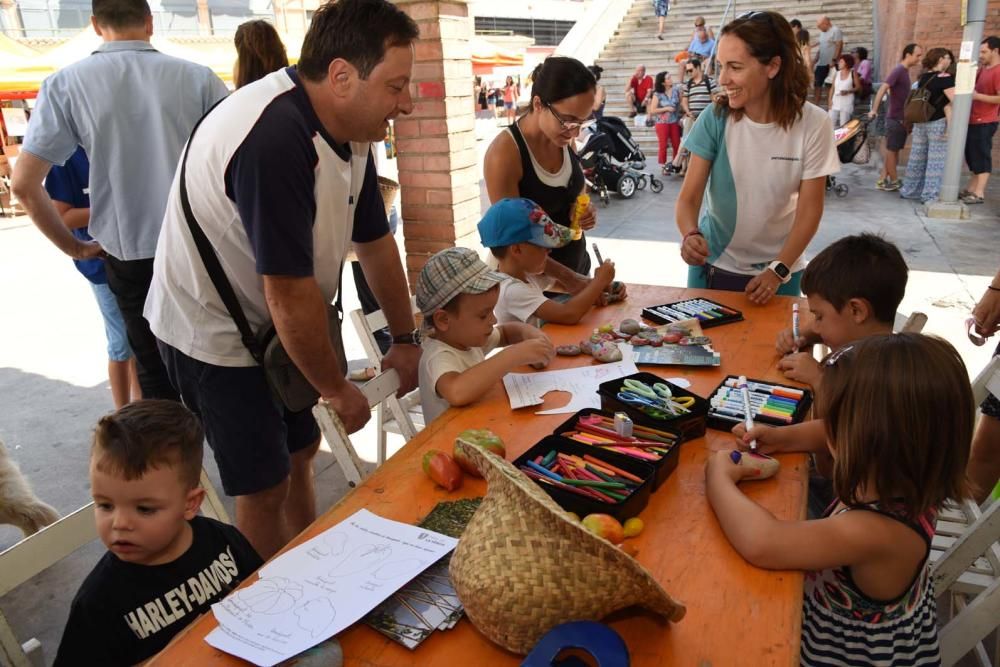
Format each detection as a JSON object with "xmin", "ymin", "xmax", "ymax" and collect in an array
[
  {"xmin": 933, "ymin": 500, "xmax": 1000, "ymax": 666},
  {"xmin": 929, "ymin": 354, "xmax": 1000, "ymax": 666},
  {"xmin": 349, "ymin": 299, "xmax": 423, "ymax": 465},
  {"xmin": 312, "ymin": 368, "xmax": 411, "ymax": 487},
  {"xmin": 0, "ymin": 471, "xmax": 229, "ymax": 666}
]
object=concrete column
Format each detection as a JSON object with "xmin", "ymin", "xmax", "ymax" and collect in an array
[{"xmin": 395, "ymin": 0, "xmax": 478, "ymax": 288}]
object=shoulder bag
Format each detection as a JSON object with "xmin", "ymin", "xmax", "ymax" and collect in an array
[{"xmin": 903, "ymin": 74, "xmax": 937, "ymax": 125}]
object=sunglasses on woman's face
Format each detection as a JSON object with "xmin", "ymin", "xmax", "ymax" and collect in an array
[{"xmin": 685, "ymin": 68, "xmax": 694, "ymax": 74}]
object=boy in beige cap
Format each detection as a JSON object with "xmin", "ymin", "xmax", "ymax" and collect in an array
[{"xmin": 416, "ymin": 247, "xmax": 554, "ymax": 423}]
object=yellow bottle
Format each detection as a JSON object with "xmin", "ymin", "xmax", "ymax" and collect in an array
[{"xmin": 570, "ymin": 193, "xmax": 589, "ymax": 241}]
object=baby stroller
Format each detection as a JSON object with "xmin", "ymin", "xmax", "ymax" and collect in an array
[
  {"xmin": 579, "ymin": 119, "xmax": 663, "ymax": 204},
  {"xmin": 827, "ymin": 117, "xmax": 871, "ymax": 198}
]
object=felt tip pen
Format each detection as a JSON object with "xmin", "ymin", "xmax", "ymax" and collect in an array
[
  {"xmin": 656, "ymin": 305, "xmax": 690, "ymax": 321},
  {"xmin": 712, "ymin": 395, "xmax": 795, "ymax": 413},
  {"xmin": 671, "ymin": 302, "xmax": 709, "ymax": 321},
  {"xmin": 691, "ymin": 299, "xmax": 739, "ymax": 316},
  {"xmin": 723, "ymin": 378, "xmax": 804, "ymax": 399},
  {"xmin": 592, "ymin": 243, "xmax": 605, "ymax": 265},
  {"xmin": 737, "ymin": 376, "xmax": 758, "ymax": 451},
  {"xmin": 792, "ymin": 304, "xmax": 800, "ymax": 353},
  {"xmin": 679, "ymin": 300, "xmax": 723, "ymax": 318}
]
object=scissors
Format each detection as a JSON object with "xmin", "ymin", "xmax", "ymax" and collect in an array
[
  {"xmin": 616, "ymin": 391, "xmax": 672, "ymax": 419},
  {"xmin": 621, "ymin": 379, "xmax": 694, "ymax": 413}
]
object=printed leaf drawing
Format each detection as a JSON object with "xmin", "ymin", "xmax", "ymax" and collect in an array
[
  {"xmin": 326, "ymin": 544, "xmax": 392, "ymax": 577},
  {"xmin": 294, "ymin": 598, "xmax": 337, "ymax": 638},
  {"xmin": 237, "ymin": 577, "xmax": 304, "ymax": 615},
  {"xmin": 372, "ymin": 558, "xmax": 426, "ymax": 581}
]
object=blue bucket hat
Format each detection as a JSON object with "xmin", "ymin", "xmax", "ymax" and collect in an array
[{"xmin": 477, "ymin": 198, "xmax": 573, "ymax": 249}]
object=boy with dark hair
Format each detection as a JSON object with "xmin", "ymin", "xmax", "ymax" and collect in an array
[
  {"xmin": 479, "ymin": 198, "xmax": 615, "ymax": 325},
  {"xmin": 775, "ymin": 233, "xmax": 908, "ymax": 387},
  {"xmin": 416, "ymin": 247, "xmax": 554, "ymax": 424},
  {"xmin": 54, "ymin": 400, "xmax": 262, "ymax": 666}
]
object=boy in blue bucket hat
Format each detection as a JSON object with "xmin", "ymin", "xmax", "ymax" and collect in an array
[{"xmin": 479, "ymin": 198, "xmax": 616, "ymax": 326}]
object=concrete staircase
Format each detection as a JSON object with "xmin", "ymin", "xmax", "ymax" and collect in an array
[{"xmin": 594, "ymin": 0, "xmax": 874, "ymax": 162}]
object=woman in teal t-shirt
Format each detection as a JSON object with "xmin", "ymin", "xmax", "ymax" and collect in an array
[{"xmin": 675, "ymin": 10, "xmax": 839, "ymax": 305}]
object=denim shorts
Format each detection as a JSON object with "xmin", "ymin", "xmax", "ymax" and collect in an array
[
  {"xmin": 90, "ymin": 282, "xmax": 132, "ymax": 362},
  {"xmin": 158, "ymin": 340, "xmax": 321, "ymax": 496}
]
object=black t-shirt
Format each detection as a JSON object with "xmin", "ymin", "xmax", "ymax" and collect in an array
[
  {"xmin": 54, "ymin": 516, "xmax": 262, "ymax": 666},
  {"xmin": 917, "ymin": 71, "xmax": 956, "ymax": 122}
]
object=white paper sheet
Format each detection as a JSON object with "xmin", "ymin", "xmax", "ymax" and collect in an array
[
  {"xmin": 502, "ymin": 343, "xmax": 638, "ymax": 415},
  {"xmin": 206, "ymin": 509, "xmax": 458, "ymax": 666}
]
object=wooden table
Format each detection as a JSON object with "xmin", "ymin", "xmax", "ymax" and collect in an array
[{"xmin": 154, "ymin": 285, "xmax": 809, "ymax": 666}]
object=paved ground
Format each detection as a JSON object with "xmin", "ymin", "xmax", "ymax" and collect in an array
[{"xmin": 1, "ymin": 127, "xmax": 998, "ymax": 663}]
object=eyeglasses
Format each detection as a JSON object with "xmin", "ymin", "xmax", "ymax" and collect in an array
[
  {"xmin": 823, "ymin": 344, "xmax": 855, "ymax": 367},
  {"xmin": 737, "ymin": 10, "xmax": 769, "ymax": 21},
  {"xmin": 545, "ymin": 103, "xmax": 595, "ymax": 131},
  {"xmin": 685, "ymin": 68, "xmax": 694, "ymax": 73}
]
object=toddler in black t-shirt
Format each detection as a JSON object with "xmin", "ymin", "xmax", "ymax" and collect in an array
[{"xmin": 54, "ymin": 400, "xmax": 262, "ymax": 666}]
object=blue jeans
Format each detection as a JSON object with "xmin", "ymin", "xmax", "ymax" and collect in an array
[{"xmin": 90, "ymin": 282, "xmax": 132, "ymax": 362}]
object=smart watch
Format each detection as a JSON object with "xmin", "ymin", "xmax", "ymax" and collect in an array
[
  {"xmin": 391, "ymin": 329, "xmax": 422, "ymax": 346},
  {"xmin": 767, "ymin": 261, "xmax": 791, "ymax": 284}
]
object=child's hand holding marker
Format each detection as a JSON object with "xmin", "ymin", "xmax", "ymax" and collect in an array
[{"xmin": 731, "ymin": 422, "xmax": 782, "ymax": 455}]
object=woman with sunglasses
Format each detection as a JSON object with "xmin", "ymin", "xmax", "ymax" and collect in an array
[
  {"xmin": 484, "ymin": 56, "xmax": 601, "ymax": 280},
  {"xmin": 676, "ymin": 10, "xmax": 839, "ymax": 304}
]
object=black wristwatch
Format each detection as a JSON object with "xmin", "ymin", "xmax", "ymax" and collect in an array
[
  {"xmin": 767, "ymin": 261, "xmax": 792, "ymax": 284},
  {"xmin": 391, "ymin": 329, "xmax": 422, "ymax": 346}
]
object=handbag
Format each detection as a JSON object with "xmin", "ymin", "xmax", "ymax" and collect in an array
[
  {"xmin": 178, "ymin": 111, "xmax": 347, "ymax": 413},
  {"xmin": 903, "ymin": 74, "xmax": 936, "ymax": 125},
  {"xmin": 702, "ymin": 264, "xmax": 754, "ymax": 292}
]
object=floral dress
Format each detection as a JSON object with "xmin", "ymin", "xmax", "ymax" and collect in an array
[{"xmin": 801, "ymin": 501, "xmax": 941, "ymax": 666}]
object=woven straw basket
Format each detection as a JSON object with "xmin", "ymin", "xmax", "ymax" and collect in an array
[{"xmin": 450, "ymin": 440, "xmax": 686, "ymax": 655}]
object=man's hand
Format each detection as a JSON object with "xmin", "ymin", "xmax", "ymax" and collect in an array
[
  {"xmin": 324, "ymin": 381, "xmax": 372, "ymax": 434},
  {"xmin": 381, "ymin": 343, "xmax": 421, "ymax": 396},
  {"xmin": 777, "ymin": 352, "xmax": 822, "ymax": 387},
  {"xmin": 72, "ymin": 239, "xmax": 105, "ymax": 260}
]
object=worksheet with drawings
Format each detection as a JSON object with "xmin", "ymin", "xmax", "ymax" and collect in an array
[{"xmin": 205, "ymin": 509, "xmax": 458, "ymax": 666}]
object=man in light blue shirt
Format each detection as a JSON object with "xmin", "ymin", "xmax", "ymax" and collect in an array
[
  {"xmin": 12, "ymin": 0, "xmax": 228, "ymax": 400},
  {"xmin": 688, "ymin": 26, "xmax": 716, "ymax": 62}
]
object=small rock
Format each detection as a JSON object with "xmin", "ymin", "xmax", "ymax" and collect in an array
[
  {"xmin": 556, "ymin": 344, "xmax": 582, "ymax": 356},
  {"xmin": 619, "ymin": 318, "xmax": 641, "ymax": 335},
  {"xmin": 591, "ymin": 341, "xmax": 623, "ymax": 362},
  {"xmin": 629, "ymin": 335, "xmax": 651, "ymax": 346}
]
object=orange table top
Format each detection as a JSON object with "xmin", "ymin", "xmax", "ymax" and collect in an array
[{"xmin": 153, "ymin": 285, "xmax": 809, "ymax": 667}]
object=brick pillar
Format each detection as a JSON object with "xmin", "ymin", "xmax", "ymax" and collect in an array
[{"xmin": 395, "ymin": 0, "xmax": 478, "ymax": 288}]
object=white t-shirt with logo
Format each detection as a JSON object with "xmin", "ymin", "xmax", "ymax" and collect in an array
[
  {"xmin": 683, "ymin": 102, "xmax": 839, "ymax": 275},
  {"xmin": 419, "ymin": 329, "xmax": 503, "ymax": 424}
]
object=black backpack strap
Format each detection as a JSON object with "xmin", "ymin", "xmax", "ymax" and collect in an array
[{"xmin": 178, "ymin": 103, "xmax": 265, "ymax": 364}]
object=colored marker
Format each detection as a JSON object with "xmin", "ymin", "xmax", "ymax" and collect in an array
[
  {"xmin": 723, "ymin": 378, "xmax": 804, "ymax": 399},
  {"xmin": 737, "ymin": 376, "xmax": 758, "ymax": 451},
  {"xmin": 692, "ymin": 299, "xmax": 739, "ymax": 316},
  {"xmin": 657, "ymin": 305, "xmax": 690, "ymax": 320},
  {"xmin": 792, "ymin": 303, "xmax": 800, "ymax": 353},
  {"xmin": 592, "ymin": 243, "xmax": 605, "ymax": 265}
]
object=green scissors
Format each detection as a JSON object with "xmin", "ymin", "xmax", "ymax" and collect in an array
[{"xmin": 621, "ymin": 379, "xmax": 694, "ymax": 414}]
